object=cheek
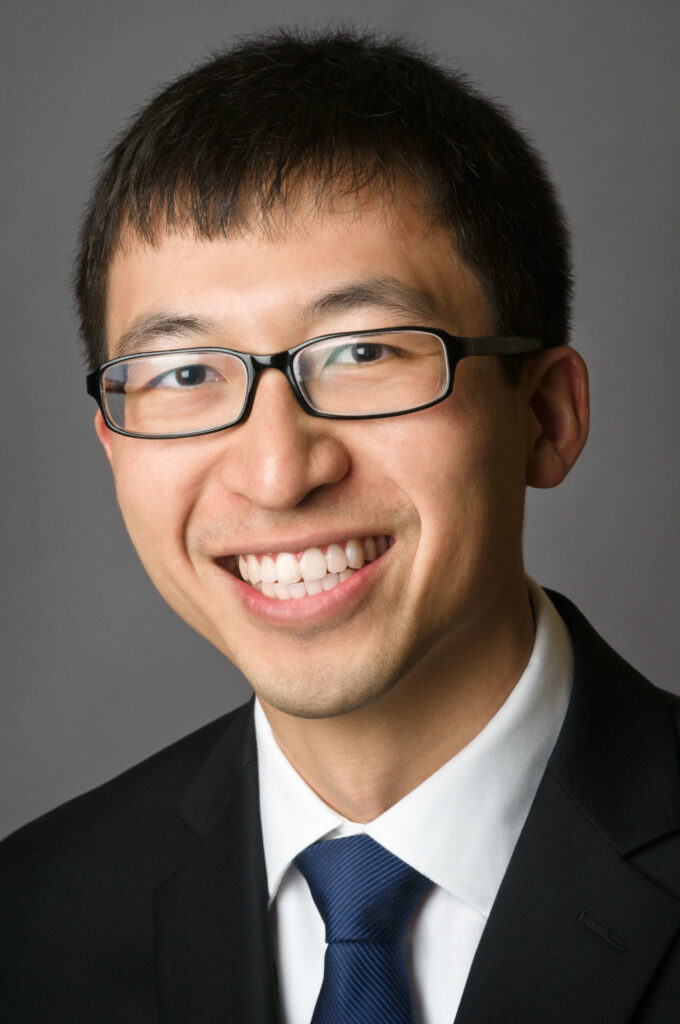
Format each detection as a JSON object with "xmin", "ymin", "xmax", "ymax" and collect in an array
[
  {"xmin": 110, "ymin": 442, "xmax": 205, "ymax": 559},
  {"xmin": 393, "ymin": 402, "xmax": 497, "ymax": 523},
  {"xmin": 393, "ymin": 399, "xmax": 525, "ymax": 578}
]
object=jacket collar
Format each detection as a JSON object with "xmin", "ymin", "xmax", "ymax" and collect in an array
[
  {"xmin": 153, "ymin": 698, "xmax": 279, "ymax": 1024},
  {"xmin": 546, "ymin": 591, "xmax": 680, "ymax": 852},
  {"xmin": 455, "ymin": 590, "xmax": 680, "ymax": 1023}
]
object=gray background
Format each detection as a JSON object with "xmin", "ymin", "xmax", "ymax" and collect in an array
[{"xmin": 2, "ymin": 0, "xmax": 679, "ymax": 840}]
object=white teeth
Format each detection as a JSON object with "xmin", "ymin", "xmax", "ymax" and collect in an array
[
  {"xmin": 300, "ymin": 547, "xmax": 326, "ymax": 581},
  {"xmin": 345, "ymin": 538, "xmax": 364, "ymax": 569},
  {"xmin": 236, "ymin": 535, "xmax": 391, "ymax": 593},
  {"xmin": 260, "ymin": 554, "xmax": 277, "ymax": 583},
  {"xmin": 276, "ymin": 552, "xmax": 301, "ymax": 585},
  {"xmin": 363, "ymin": 537, "xmax": 377, "ymax": 562},
  {"xmin": 257, "ymin": 573, "xmax": 355, "ymax": 600},
  {"xmin": 326, "ymin": 543, "xmax": 347, "ymax": 574},
  {"xmin": 246, "ymin": 554, "xmax": 262, "ymax": 584}
]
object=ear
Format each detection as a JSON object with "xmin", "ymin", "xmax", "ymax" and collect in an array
[
  {"xmin": 524, "ymin": 346, "xmax": 590, "ymax": 489},
  {"xmin": 94, "ymin": 409, "xmax": 115, "ymax": 468}
]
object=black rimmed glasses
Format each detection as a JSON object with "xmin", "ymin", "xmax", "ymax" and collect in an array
[{"xmin": 86, "ymin": 327, "xmax": 542, "ymax": 439}]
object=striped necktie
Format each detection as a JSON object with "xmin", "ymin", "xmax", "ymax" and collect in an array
[{"xmin": 295, "ymin": 833, "xmax": 432, "ymax": 1023}]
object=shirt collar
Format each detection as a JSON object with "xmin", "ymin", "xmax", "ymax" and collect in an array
[{"xmin": 255, "ymin": 578, "xmax": 573, "ymax": 916}]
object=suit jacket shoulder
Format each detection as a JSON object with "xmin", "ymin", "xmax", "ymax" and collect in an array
[
  {"xmin": 0, "ymin": 699, "xmax": 276, "ymax": 1023},
  {"xmin": 454, "ymin": 590, "xmax": 680, "ymax": 1024}
]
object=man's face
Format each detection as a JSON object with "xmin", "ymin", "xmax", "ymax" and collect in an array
[{"xmin": 98, "ymin": 191, "xmax": 532, "ymax": 719}]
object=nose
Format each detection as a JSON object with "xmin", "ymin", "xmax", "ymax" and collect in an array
[{"xmin": 216, "ymin": 369, "xmax": 351, "ymax": 510}]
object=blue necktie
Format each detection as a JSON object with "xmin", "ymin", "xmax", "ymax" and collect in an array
[{"xmin": 295, "ymin": 834, "xmax": 432, "ymax": 1023}]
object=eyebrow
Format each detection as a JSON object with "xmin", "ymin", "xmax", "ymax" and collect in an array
[
  {"xmin": 111, "ymin": 276, "xmax": 440, "ymax": 357},
  {"xmin": 112, "ymin": 313, "xmax": 218, "ymax": 358},
  {"xmin": 302, "ymin": 276, "xmax": 439, "ymax": 322}
]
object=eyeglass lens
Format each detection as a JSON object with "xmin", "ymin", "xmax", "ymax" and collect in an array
[
  {"xmin": 100, "ymin": 331, "xmax": 449, "ymax": 436},
  {"xmin": 294, "ymin": 332, "xmax": 447, "ymax": 415}
]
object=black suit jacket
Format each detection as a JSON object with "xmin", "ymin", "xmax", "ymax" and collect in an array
[{"xmin": 2, "ymin": 590, "xmax": 680, "ymax": 1023}]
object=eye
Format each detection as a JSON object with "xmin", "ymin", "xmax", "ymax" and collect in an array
[
  {"xmin": 148, "ymin": 363, "xmax": 224, "ymax": 389},
  {"xmin": 326, "ymin": 342, "xmax": 394, "ymax": 365}
]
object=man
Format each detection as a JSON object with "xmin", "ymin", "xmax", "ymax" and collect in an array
[{"xmin": 1, "ymin": 26, "xmax": 679, "ymax": 1024}]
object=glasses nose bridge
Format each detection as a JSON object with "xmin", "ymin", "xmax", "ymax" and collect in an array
[
  {"xmin": 250, "ymin": 350, "xmax": 291, "ymax": 374},
  {"xmin": 246, "ymin": 348, "xmax": 301, "ymax": 415}
]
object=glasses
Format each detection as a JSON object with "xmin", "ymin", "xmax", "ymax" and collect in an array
[{"xmin": 86, "ymin": 327, "xmax": 542, "ymax": 439}]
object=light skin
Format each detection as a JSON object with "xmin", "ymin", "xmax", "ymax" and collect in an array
[{"xmin": 96, "ymin": 189, "xmax": 589, "ymax": 822}]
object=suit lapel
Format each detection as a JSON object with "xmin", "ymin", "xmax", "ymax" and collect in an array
[
  {"xmin": 454, "ymin": 770, "xmax": 680, "ymax": 1023},
  {"xmin": 153, "ymin": 701, "xmax": 279, "ymax": 1024},
  {"xmin": 456, "ymin": 592, "xmax": 680, "ymax": 1023}
]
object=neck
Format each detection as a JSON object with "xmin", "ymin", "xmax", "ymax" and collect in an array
[{"xmin": 259, "ymin": 577, "xmax": 535, "ymax": 822}]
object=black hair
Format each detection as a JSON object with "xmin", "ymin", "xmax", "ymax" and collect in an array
[{"xmin": 75, "ymin": 26, "xmax": 572, "ymax": 381}]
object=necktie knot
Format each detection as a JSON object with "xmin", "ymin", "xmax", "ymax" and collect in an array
[
  {"xmin": 295, "ymin": 835, "xmax": 432, "ymax": 1022},
  {"xmin": 295, "ymin": 833, "xmax": 432, "ymax": 943}
]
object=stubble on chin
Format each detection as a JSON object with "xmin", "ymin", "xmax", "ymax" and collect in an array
[{"xmin": 244, "ymin": 646, "xmax": 409, "ymax": 720}]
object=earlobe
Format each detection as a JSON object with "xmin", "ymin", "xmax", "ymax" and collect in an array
[
  {"xmin": 94, "ymin": 410, "xmax": 115, "ymax": 467},
  {"xmin": 525, "ymin": 347, "xmax": 590, "ymax": 489}
]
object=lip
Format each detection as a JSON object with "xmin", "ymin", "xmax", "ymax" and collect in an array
[{"xmin": 215, "ymin": 542, "xmax": 392, "ymax": 626}]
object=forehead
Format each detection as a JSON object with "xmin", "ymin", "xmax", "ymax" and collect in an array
[{"xmin": 105, "ymin": 189, "xmax": 494, "ymax": 358}]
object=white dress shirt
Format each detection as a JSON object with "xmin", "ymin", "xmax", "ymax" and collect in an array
[{"xmin": 254, "ymin": 578, "xmax": 573, "ymax": 1024}]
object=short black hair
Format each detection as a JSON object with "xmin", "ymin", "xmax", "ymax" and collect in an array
[{"xmin": 75, "ymin": 26, "xmax": 572, "ymax": 380}]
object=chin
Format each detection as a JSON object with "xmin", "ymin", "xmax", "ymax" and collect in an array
[{"xmin": 251, "ymin": 658, "xmax": 405, "ymax": 721}]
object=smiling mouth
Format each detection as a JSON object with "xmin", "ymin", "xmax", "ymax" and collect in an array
[{"xmin": 220, "ymin": 535, "xmax": 393, "ymax": 600}]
